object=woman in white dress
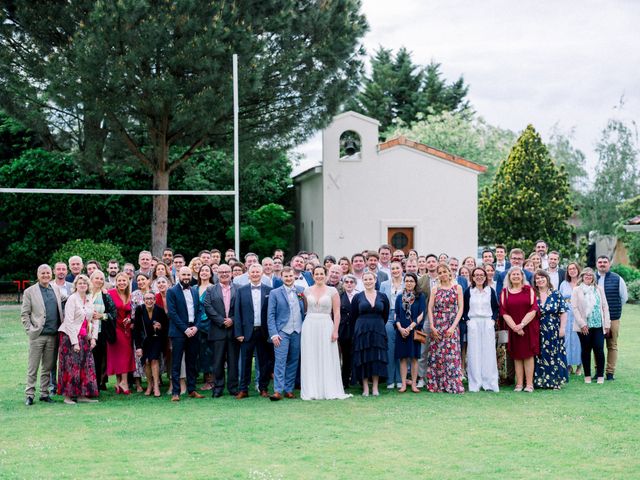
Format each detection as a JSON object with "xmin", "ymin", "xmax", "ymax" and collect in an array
[{"xmin": 301, "ymin": 266, "xmax": 352, "ymax": 400}]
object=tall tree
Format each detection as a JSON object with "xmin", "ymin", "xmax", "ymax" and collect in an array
[
  {"xmin": 478, "ymin": 125, "xmax": 574, "ymax": 255},
  {"xmin": 0, "ymin": 0, "xmax": 368, "ymax": 254},
  {"xmin": 346, "ymin": 47, "xmax": 469, "ymax": 133},
  {"xmin": 581, "ymin": 118, "xmax": 640, "ymax": 234}
]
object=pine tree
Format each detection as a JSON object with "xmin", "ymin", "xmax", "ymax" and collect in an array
[{"xmin": 478, "ymin": 125, "xmax": 574, "ymax": 255}]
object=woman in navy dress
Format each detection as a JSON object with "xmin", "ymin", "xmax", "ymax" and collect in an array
[
  {"xmin": 533, "ymin": 269, "xmax": 568, "ymax": 389},
  {"xmin": 351, "ymin": 272, "xmax": 389, "ymax": 397},
  {"xmin": 394, "ymin": 273, "xmax": 425, "ymax": 393}
]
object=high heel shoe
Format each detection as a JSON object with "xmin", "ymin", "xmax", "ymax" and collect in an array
[
  {"xmin": 121, "ymin": 389, "xmax": 131, "ymax": 395},
  {"xmin": 115, "ymin": 386, "xmax": 122, "ymax": 394}
]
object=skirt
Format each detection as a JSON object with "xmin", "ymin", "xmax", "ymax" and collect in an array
[{"xmin": 57, "ymin": 333, "xmax": 99, "ymax": 398}]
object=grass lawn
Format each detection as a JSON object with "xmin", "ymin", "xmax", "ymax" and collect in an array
[{"xmin": 1, "ymin": 304, "xmax": 639, "ymax": 479}]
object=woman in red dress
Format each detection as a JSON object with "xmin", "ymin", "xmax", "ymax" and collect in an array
[
  {"xmin": 107, "ymin": 272, "xmax": 135, "ymax": 394},
  {"xmin": 499, "ymin": 267, "xmax": 540, "ymax": 392}
]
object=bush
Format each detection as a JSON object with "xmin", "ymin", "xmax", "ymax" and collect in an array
[
  {"xmin": 628, "ymin": 279, "xmax": 640, "ymax": 304},
  {"xmin": 49, "ymin": 239, "xmax": 125, "ymax": 272},
  {"xmin": 610, "ymin": 264, "xmax": 640, "ymax": 283}
]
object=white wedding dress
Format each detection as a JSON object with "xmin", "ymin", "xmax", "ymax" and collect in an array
[{"xmin": 300, "ymin": 287, "xmax": 352, "ymax": 400}]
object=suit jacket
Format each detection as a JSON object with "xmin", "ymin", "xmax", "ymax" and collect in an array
[
  {"xmin": 234, "ymin": 283, "xmax": 272, "ymax": 342},
  {"xmin": 166, "ymin": 283, "xmax": 203, "ymax": 338},
  {"xmin": 204, "ymin": 282, "xmax": 237, "ymax": 341},
  {"xmin": 294, "ymin": 271, "xmax": 315, "ymax": 287},
  {"xmin": 20, "ymin": 283, "xmax": 64, "ymax": 340},
  {"xmin": 267, "ymin": 284, "xmax": 305, "ymax": 339},
  {"xmin": 495, "ymin": 269, "xmax": 533, "ymax": 302},
  {"xmin": 338, "ymin": 291, "xmax": 356, "ymax": 340}
]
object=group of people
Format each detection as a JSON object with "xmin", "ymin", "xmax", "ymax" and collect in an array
[{"xmin": 21, "ymin": 240, "xmax": 628, "ymax": 405}]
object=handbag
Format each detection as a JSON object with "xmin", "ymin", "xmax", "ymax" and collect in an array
[
  {"xmin": 497, "ymin": 330, "xmax": 509, "ymax": 344},
  {"xmin": 413, "ymin": 328, "xmax": 427, "ymax": 344}
]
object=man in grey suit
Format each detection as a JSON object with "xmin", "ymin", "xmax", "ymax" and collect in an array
[
  {"xmin": 267, "ymin": 266, "xmax": 305, "ymax": 400},
  {"xmin": 20, "ymin": 264, "xmax": 64, "ymax": 405},
  {"xmin": 204, "ymin": 263, "xmax": 240, "ymax": 397}
]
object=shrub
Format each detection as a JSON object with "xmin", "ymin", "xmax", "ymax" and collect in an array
[
  {"xmin": 610, "ymin": 264, "xmax": 640, "ymax": 283},
  {"xmin": 49, "ymin": 239, "xmax": 125, "ymax": 273},
  {"xmin": 628, "ymin": 279, "xmax": 640, "ymax": 304}
]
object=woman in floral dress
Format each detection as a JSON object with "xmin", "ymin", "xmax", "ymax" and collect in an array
[
  {"xmin": 426, "ymin": 264, "xmax": 464, "ymax": 394},
  {"xmin": 533, "ymin": 270, "xmax": 568, "ymax": 389}
]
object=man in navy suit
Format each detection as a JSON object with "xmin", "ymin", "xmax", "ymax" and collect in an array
[
  {"xmin": 204, "ymin": 263, "xmax": 240, "ymax": 397},
  {"xmin": 290, "ymin": 255, "xmax": 314, "ymax": 289},
  {"xmin": 166, "ymin": 267, "xmax": 205, "ymax": 401},
  {"xmin": 494, "ymin": 244, "xmax": 511, "ymax": 273},
  {"xmin": 234, "ymin": 264, "xmax": 273, "ymax": 398},
  {"xmin": 267, "ymin": 266, "xmax": 305, "ymax": 400}
]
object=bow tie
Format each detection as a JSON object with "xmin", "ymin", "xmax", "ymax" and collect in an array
[
  {"xmin": 181, "ymin": 283, "xmax": 191, "ymax": 290},
  {"xmin": 251, "ymin": 285, "xmax": 261, "ymax": 290}
]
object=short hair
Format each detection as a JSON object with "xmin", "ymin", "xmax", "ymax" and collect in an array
[
  {"xmin": 378, "ymin": 244, "xmax": 392, "ymax": 253},
  {"xmin": 366, "ymin": 251, "xmax": 379, "ymax": 260},
  {"xmin": 482, "ymin": 248, "xmax": 494, "ymax": 256},
  {"xmin": 198, "ymin": 249, "xmax": 211, "ymax": 256},
  {"xmin": 343, "ymin": 273, "xmax": 357, "ymax": 284},
  {"xmin": 248, "ymin": 263, "xmax": 263, "ymax": 273},
  {"xmin": 54, "ymin": 261, "xmax": 67, "ymax": 269},
  {"xmin": 138, "ymin": 250, "xmax": 152, "ymax": 259},
  {"xmin": 281, "ymin": 266, "xmax": 294, "ymax": 274},
  {"xmin": 225, "ymin": 248, "xmax": 236, "ymax": 254},
  {"xmin": 535, "ymin": 239, "xmax": 547, "ymax": 247},
  {"xmin": 578, "ymin": 267, "xmax": 597, "ymax": 285},
  {"xmin": 210, "ymin": 248, "xmax": 221, "ymax": 255},
  {"xmin": 324, "ymin": 255, "xmax": 337, "ymax": 264},
  {"xmin": 597, "ymin": 255, "xmax": 610, "ymax": 261},
  {"xmin": 351, "ymin": 253, "xmax": 365, "ymax": 263},
  {"xmin": 108, "ymin": 259, "xmax": 119, "ymax": 265},
  {"xmin": 37, "ymin": 264, "xmax": 52, "ymax": 275},
  {"xmin": 505, "ymin": 266, "xmax": 528, "ymax": 289},
  {"xmin": 173, "ymin": 254, "xmax": 185, "ymax": 261},
  {"xmin": 163, "ymin": 247, "xmax": 174, "ymax": 254},
  {"xmin": 244, "ymin": 252, "xmax": 259, "ymax": 261},
  {"xmin": 495, "ymin": 244, "xmax": 506, "ymax": 252},
  {"xmin": 425, "ymin": 253, "xmax": 437, "ymax": 262},
  {"xmin": 86, "ymin": 259, "xmax": 102, "ymax": 270},
  {"xmin": 72, "ymin": 273, "xmax": 90, "ymax": 290},
  {"xmin": 362, "ymin": 271, "xmax": 377, "ymax": 280},
  {"xmin": 549, "ymin": 250, "xmax": 560, "ymax": 257},
  {"xmin": 509, "ymin": 248, "xmax": 525, "ymax": 258}
]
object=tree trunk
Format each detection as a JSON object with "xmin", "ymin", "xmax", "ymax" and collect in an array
[{"xmin": 151, "ymin": 169, "xmax": 170, "ymax": 257}]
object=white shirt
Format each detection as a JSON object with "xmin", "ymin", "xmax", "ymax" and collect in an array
[
  {"xmin": 250, "ymin": 283, "xmax": 262, "ymax": 327},
  {"xmin": 294, "ymin": 273, "xmax": 310, "ymax": 289},
  {"xmin": 182, "ymin": 287, "xmax": 195, "ymax": 324},
  {"xmin": 468, "ymin": 287, "xmax": 494, "ymax": 319},
  {"xmin": 548, "ymin": 270, "xmax": 560, "ymax": 290}
]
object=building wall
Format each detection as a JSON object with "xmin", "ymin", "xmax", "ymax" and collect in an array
[
  {"xmin": 296, "ymin": 171, "xmax": 324, "ymax": 255},
  {"xmin": 321, "ymin": 113, "xmax": 480, "ymax": 259}
]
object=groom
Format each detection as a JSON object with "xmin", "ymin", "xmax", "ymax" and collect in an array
[{"xmin": 267, "ymin": 266, "xmax": 305, "ymax": 401}]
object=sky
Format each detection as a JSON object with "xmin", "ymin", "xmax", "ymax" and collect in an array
[{"xmin": 293, "ymin": 0, "xmax": 640, "ymax": 178}]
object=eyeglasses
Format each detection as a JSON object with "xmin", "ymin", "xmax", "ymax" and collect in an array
[{"xmin": 343, "ymin": 280, "xmax": 355, "ymax": 284}]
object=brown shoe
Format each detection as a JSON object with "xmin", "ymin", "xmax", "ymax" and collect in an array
[
  {"xmin": 284, "ymin": 392, "xmax": 296, "ymax": 399},
  {"xmin": 235, "ymin": 391, "xmax": 249, "ymax": 399},
  {"xmin": 269, "ymin": 392, "xmax": 283, "ymax": 401},
  {"xmin": 188, "ymin": 391, "xmax": 205, "ymax": 399},
  {"xmin": 171, "ymin": 395, "xmax": 180, "ymax": 402},
  {"xmin": 260, "ymin": 390, "xmax": 269, "ymax": 398}
]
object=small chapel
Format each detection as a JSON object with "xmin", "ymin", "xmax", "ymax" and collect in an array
[{"xmin": 293, "ymin": 111, "xmax": 486, "ymax": 259}]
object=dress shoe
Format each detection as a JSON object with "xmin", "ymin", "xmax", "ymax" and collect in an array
[
  {"xmin": 39, "ymin": 396, "xmax": 54, "ymax": 403},
  {"xmin": 212, "ymin": 391, "xmax": 223, "ymax": 398},
  {"xmin": 606, "ymin": 373, "xmax": 615, "ymax": 381},
  {"xmin": 235, "ymin": 391, "xmax": 249, "ymax": 399},
  {"xmin": 284, "ymin": 392, "xmax": 295, "ymax": 399},
  {"xmin": 188, "ymin": 391, "xmax": 205, "ymax": 399},
  {"xmin": 270, "ymin": 392, "xmax": 283, "ymax": 401},
  {"xmin": 25, "ymin": 397, "xmax": 34, "ymax": 406},
  {"xmin": 171, "ymin": 395, "xmax": 180, "ymax": 402},
  {"xmin": 260, "ymin": 390, "xmax": 269, "ymax": 398}
]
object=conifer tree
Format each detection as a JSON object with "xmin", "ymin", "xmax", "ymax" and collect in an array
[{"xmin": 478, "ymin": 125, "xmax": 574, "ymax": 254}]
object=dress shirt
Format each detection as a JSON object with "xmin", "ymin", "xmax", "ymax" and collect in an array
[
  {"xmin": 548, "ymin": 270, "xmax": 560, "ymax": 290},
  {"xmin": 221, "ymin": 283, "xmax": 232, "ymax": 316},
  {"xmin": 294, "ymin": 273, "xmax": 310, "ymax": 289},
  {"xmin": 495, "ymin": 262, "xmax": 507, "ymax": 273},
  {"xmin": 251, "ymin": 283, "xmax": 262, "ymax": 327},
  {"xmin": 182, "ymin": 286, "xmax": 195, "ymax": 323}
]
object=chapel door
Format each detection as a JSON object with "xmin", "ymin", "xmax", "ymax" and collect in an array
[{"xmin": 387, "ymin": 228, "xmax": 414, "ymax": 254}]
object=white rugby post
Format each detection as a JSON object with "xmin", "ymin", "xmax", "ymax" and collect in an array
[
  {"xmin": 0, "ymin": 55, "xmax": 242, "ymax": 257},
  {"xmin": 233, "ymin": 53, "xmax": 240, "ymax": 258}
]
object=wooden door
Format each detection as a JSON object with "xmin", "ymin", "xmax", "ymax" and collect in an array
[{"xmin": 387, "ymin": 228, "xmax": 414, "ymax": 254}]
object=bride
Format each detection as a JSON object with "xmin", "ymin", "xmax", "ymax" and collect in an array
[{"xmin": 301, "ymin": 265, "xmax": 352, "ymax": 400}]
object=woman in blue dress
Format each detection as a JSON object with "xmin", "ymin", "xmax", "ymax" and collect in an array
[
  {"xmin": 558, "ymin": 262, "xmax": 583, "ymax": 377},
  {"xmin": 351, "ymin": 272, "xmax": 389, "ymax": 397},
  {"xmin": 533, "ymin": 270, "xmax": 568, "ymax": 389},
  {"xmin": 394, "ymin": 273, "xmax": 425, "ymax": 393}
]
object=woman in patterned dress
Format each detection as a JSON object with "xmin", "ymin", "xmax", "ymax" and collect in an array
[
  {"xmin": 426, "ymin": 264, "xmax": 464, "ymax": 394},
  {"xmin": 533, "ymin": 270, "xmax": 568, "ymax": 390},
  {"xmin": 558, "ymin": 262, "xmax": 583, "ymax": 376},
  {"xmin": 57, "ymin": 274, "xmax": 99, "ymax": 404}
]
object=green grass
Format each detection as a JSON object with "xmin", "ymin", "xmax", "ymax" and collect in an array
[{"xmin": 1, "ymin": 304, "xmax": 639, "ymax": 479}]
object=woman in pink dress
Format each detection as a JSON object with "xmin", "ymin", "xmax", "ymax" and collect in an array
[{"xmin": 107, "ymin": 272, "xmax": 135, "ymax": 394}]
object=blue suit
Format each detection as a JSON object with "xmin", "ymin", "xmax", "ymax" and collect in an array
[
  {"xmin": 379, "ymin": 279, "xmax": 403, "ymax": 386},
  {"xmin": 267, "ymin": 284, "xmax": 305, "ymax": 394},
  {"xmin": 166, "ymin": 283, "xmax": 203, "ymax": 395},
  {"xmin": 294, "ymin": 271, "xmax": 315, "ymax": 288},
  {"xmin": 235, "ymin": 283, "xmax": 274, "ymax": 393},
  {"xmin": 495, "ymin": 268, "xmax": 533, "ymax": 302}
]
